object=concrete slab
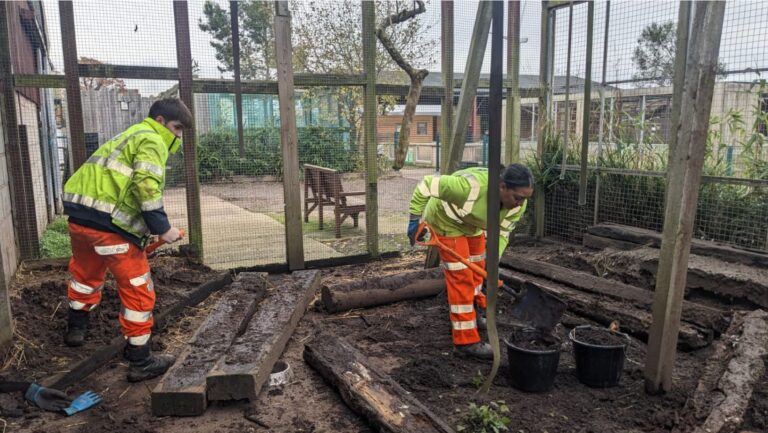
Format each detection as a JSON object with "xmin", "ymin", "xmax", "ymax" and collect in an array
[{"xmin": 163, "ymin": 190, "xmax": 343, "ymax": 269}]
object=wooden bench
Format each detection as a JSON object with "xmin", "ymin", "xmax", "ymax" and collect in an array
[{"xmin": 303, "ymin": 164, "xmax": 366, "ymax": 238}]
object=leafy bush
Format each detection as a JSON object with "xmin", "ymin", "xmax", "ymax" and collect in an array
[{"xmin": 457, "ymin": 401, "xmax": 511, "ymax": 433}]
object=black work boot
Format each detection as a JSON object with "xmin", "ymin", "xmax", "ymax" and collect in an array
[
  {"xmin": 64, "ymin": 309, "xmax": 89, "ymax": 347},
  {"xmin": 123, "ymin": 343, "xmax": 176, "ymax": 382},
  {"xmin": 476, "ymin": 307, "xmax": 487, "ymax": 330},
  {"xmin": 454, "ymin": 342, "xmax": 493, "ymax": 360}
]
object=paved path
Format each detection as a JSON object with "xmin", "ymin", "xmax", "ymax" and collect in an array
[{"xmin": 164, "ymin": 190, "xmax": 342, "ymax": 269}]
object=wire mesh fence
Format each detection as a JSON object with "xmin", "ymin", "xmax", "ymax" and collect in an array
[{"xmin": 1, "ymin": 0, "xmax": 766, "ymax": 279}]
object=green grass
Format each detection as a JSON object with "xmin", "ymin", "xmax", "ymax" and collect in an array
[{"xmin": 40, "ymin": 216, "xmax": 71, "ymax": 258}]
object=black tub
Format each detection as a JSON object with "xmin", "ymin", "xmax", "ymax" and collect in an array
[
  {"xmin": 569, "ymin": 325, "xmax": 630, "ymax": 388},
  {"xmin": 505, "ymin": 328, "xmax": 561, "ymax": 393}
]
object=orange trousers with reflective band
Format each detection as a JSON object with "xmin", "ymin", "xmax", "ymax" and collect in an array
[
  {"xmin": 437, "ymin": 233, "xmax": 487, "ymax": 346},
  {"xmin": 67, "ymin": 223, "xmax": 155, "ymax": 346}
]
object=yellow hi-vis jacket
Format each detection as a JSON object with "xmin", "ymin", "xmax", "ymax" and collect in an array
[{"xmin": 409, "ymin": 167, "xmax": 527, "ymax": 257}]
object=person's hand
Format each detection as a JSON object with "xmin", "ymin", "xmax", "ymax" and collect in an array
[
  {"xmin": 160, "ymin": 227, "xmax": 182, "ymax": 243},
  {"xmin": 407, "ymin": 215, "xmax": 421, "ymax": 246},
  {"xmin": 24, "ymin": 383, "xmax": 72, "ymax": 412}
]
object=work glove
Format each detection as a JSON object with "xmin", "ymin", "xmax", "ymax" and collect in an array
[
  {"xmin": 160, "ymin": 227, "xmax": 182, "ymax": 243},
  {"xmin": 24, "ymin": 383, "xmax": 72, "ymax": 412},
  {"xmin": 62, "ymin": 390, "xmax": 103, "ymax": 416},
  {"xmin": 407, "ymin": 214, "xmax": 422, "ymax": 246}
]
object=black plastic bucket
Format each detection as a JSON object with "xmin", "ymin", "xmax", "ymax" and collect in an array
[
  {"xmin": 569, "ymin": 325, "xmax": 630, "ymax": 388},
  {"xmin": 505, "ymin": 329, "xmax": 561, "ymax": 393}
]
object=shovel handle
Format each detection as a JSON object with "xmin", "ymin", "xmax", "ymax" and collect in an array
[{"xmin": 145, "ymin": 229, "xmax": 185, "ymax": 255}]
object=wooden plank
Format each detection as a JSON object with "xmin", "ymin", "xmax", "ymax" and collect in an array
[
  {"xmin": 59, "ymin": 1, "xmax": 87, "ymax": 171},
  {"xmin": 304, "ymin": 334, "xmax": 456, "ymax": 433},
  {"xmin": 582, "ymin": 232, "xmax": 642, "ymax": 251},
  {"xmin": 274, "ymin": 2, "xmax": 304, "ymax": 270},
  {"xmin": 445, "ymin": 1, "xmax": 492, "ymax": 174},
  {"xmin": 499, "ymin": 256, "xmax": 730, "ymax": 334},
  {"xmin": 206, "ymin": 270, "xmax": 321, "ymax": 401},
  {"xmin": 535, "ymin": 3, "xmax": 553, "ymax": 239},
  {"xmin": 362, "ymin": 0, "xmax": 378, "ymax": 258},
  {"xmin": 46, "ymin": 272, "xmax": 232, "ymax": 390},
  {"xmin": 505, "ymin": 0, "xmax": 520, "ymax": 164},
  {"xmin": 500, "ymin": 269, "xmax": 711, "ymax": 351},
  {"xmin": 439, "ymin": 0, "xmax": 453, "ymax": 171},
  {"xmin": 646, "ymin": 0, "xmax": 726, "ymax": 393},
  {"xmin": 151, "ymin": 272, "xmax": 267, "ymax": 416},
  {"xmin": 322, "ymin": 268, "xmax": 444, "ymax": 313},
  {"xmin": 587, "ymin": 223, "xmax": 768, "ymax": 267},
  {"xmin": 578, "ymin": 0, "xmax": 594, "ymax": 206},
  {"xmin": 230, "ymin": 1, "xmax": 245, "ymax": 158},
  {"xmin": 681, "ymin": 310, "xmax": 768, "ymax": 433}
]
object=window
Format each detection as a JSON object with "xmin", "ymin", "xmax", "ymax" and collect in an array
[
  {"xmin": 416, "ymin": 121, "xmax": 428, "ymax": 135},
  {"xmin": 554, "ymin": 101, "xmax": 578, "ymax": 137},
  {"xmin": 520, "ymin": 104, "xmax": 537, "ymax": 141}
]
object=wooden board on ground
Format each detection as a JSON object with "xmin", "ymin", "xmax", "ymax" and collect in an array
[
  {"xmin": 586, "ymin": 223, "xmax": 768, "ymax": 267},
  {"xmin": 500, "ymin": 256, "xmax": 730, "ymax": 334},
  {"xmin": 500, "ymin": 269, "xmax": 712, "ymax": 351},
  {"xmin": 681, "ymin": 309, "xmax": 768, "ymax": 433},
  {"xmin": 304, "ymin": 333, "xmax": 456, "ymax": 433},
  {"xmin": 46, "ymin": 272, "xmax": 232, "ymax": 390},
  {"xmin": 206, "ymin": 270, "xmax": 321, "ymax": 401},
  {"xmin": 321, "ymin": 268, "xmax": 444, "ymax": 313},
  {"xmin": 151, "ymin": 272, "xmax": 268, "ymax": 416}
]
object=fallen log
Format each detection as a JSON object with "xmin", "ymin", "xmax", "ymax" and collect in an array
[
  {"xmin": 583, "ymin": 233, "xmax": 643, "ymax": 251},
  {"xmin": 587, "ymin": 223, "xmax": 768, "ymax": 267},
  {"xmin": 322, "ymin": 268, "xmax": 445, "ymax": 313},
  {"xmin": 500, "ymin": 269, "xmax": 712, "ymax": 351},
  {"xmin": 682, "ymin": 310, "xmax": 768, "ymax": 433},
  {"xmin": 500, "ymin": 256, "xmax": 730, "ymax": 334},
  {"xmin": 151, "ymin": 272, "xmax": 268, "ymax": 416},
  {"xmin": 206, "ymin": 270, "xmax": 321, "ymax": 401},
  {"xmin": 46, "ymin": 271, "xmax": 232, "ymax": 390},
  {"xmin": 304, "ymin": 333, "xmax": 456, "ymax": 433}
]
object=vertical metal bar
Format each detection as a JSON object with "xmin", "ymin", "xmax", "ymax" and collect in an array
[
  {"xmin": 59, "ymin": 1, "xmax": 86, "ymax": 170},
  {"xmin": 578, "ymin": 1, "xmax": 594, "ymax": 206},
  {"xmin": 593, "ymin": 1, "xmax": 610, "ymax": 225},
  {"xmin": 536, "ymin": 1, "xmax": 554, "ymax": 239},
  {"xmin": 173, "ymin": 1, "xmax": 204, "ymax": 259},
  {"xmin": 505, "ymin": 0, "xmax": 521, "ymax": 164},
  {"xmin": 481, "ymin": 0, "xmax": 504, "ymax": 394},
  {"xmin": 440, "ymin": 0, "xmax": 454, "ymax": 173},
  {"xmin": 274, "ymin": 1, "xmax": 305, "ymax": 268},
  {"xmin": 639, "ymin": 94, "xmax": 646, "ymax": 145},
  {"xmin": 362, "ymin": 0, "xmax": 379, "ymax": 258},
  {"xmin": 560, "ymin": 2, "xmax": 573, "ymax": 180},
  {"xmin": 230, "ymin": 1, "xmax": 245, "ymax": 158},
  {"xmin": 1, "ymin": 3, "xmax": 39, "ymax": 260}
]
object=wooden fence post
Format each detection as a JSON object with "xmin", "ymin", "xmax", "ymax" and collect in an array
[
  {"xmin": 645, "ymin": 0, "xmax": 726, "ymax": 394},
  {"xmin": 274, "ymin": 1, "xmax": 305, "ymax": 269},
  {"xmin": 362, "ymin": 0, "xmax": 379, "ymax": 258},
  {"xmin": 505, "ymin": 0, "xmax": 521, "ymax": 165}
]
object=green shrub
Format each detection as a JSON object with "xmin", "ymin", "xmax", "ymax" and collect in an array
[
  {"xmin": 457, "ymin": 401, "xmax": 511, "ymax": 433},
  {"xmin": 40, "ymin": 217, "xmax": 71, "ymax": 258}
]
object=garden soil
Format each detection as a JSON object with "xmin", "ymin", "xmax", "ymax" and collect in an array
[{"xmin": 1, "ymin": 242, "xmax": 766, "ymax": 433}]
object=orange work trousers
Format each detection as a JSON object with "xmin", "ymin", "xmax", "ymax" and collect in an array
[
  {"xmin": 67, "ymin": 223, "xmax": 155, "ymax": 346},
  {"xmin": 437, "ymin": 233, "xmax": 487, "ymax": 346}
]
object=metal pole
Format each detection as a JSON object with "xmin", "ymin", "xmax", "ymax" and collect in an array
[
  {"xmin": 593, "ymin": 1, "xmax": 610, "ymax": 225},
  {"xmin": 560, "ymin": 1, "xmax": 573, "ymax": 180},
  {"xmin": 440, "ymin": 0, "xmax": 454, "ymax": 173},
  {"xmin": 578, "ymin": 1, "xmax": 594, "ymax": 206},
  {"xmin": 505, "ymin": 0, "xmax": 521, "ymax": 164},
  {"xmin": 536, "ymin": 1, "xmax": 554, "ymax": 239},
  {"xmin": 230, "ymin": 1, "xmax": 245, "ymax": 158}
]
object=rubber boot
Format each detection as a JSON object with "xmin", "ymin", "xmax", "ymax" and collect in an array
[
  {"xmin": 123, "ymin": 343, "xmax": 176, "ymax": 382},
  {"xmin": 454, "ymin": 342, "xmax": 494, "ymax": 360},
  {"xmin": 476, "ymin": 307, "xmax": 487, "ymax": 330},
  {"xmin": 64, "ymin": 309, "xmax": 89, "ymax": 347}
]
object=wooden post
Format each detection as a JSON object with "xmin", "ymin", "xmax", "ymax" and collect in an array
[
  {"xmin": 535, "ymin": 2, "xmax": 554, "ymax": 238},
  {"xmin": 505, "ymin": 0, "xmax": 521, "ymax": 164},
  {"xmin": 559, "ymin": 1, "xmax": 573, "ymax": 180},
  {"xmin": 578, "ymin": 1, "xmax": 594, "ymax": 206},
  {"xmin": 445, "ymin": 1, "xmax": 493, "ymax": 174},
  {"xmin": 667, "ymin": 1, "xmax": 692, "ymax": 158},
  {"xmin": 0, "ymin": 3, "xmax": 39, "ymax": 260},
  {"xmin": 173, "ymin": 1, "xmax": 204, "ymax": 259},
  {"xmin": 230, "ymin": 1, "xmax": 245, "ymax": 158},
  {"xmin": 439, "ymin": 1, "xmax": 454, "ymax": 172},
  {"xmin": 59, "ymin": 1, "xmax": 86, "ymax": 171},
  {"xmin": 481, "ymin": 0, "xmax": 504, "ymax": 394},
  {"xmin": 274, "ymin": 1, "xmax": 305, "ymax": 269},
  {"xmin": 362, "ymin": 0, "xmax": 379, "ymax": 258},
  {"xmin": 593, "ymin": 1, "xmax": 610, "ymax": 225},
  {"xmin": 645, "ymin": 0, "xmax": 725, "ymax": 394}
]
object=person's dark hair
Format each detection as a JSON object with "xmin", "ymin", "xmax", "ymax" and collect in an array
[
  {"xmin": 501, "ymin": 163, "xmax": 534, "ymax": 188},
  {"xmin": 148, "ymin": 98, "xmax": 193, "ymax": 129}
]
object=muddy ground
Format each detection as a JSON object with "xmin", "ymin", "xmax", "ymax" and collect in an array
[{"xmin": 1, "ymin": 241, "xmax": 766, "ymax": 433}]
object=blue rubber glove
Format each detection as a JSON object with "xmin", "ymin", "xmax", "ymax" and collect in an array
[
  {"xmin": 63, "ymin": 390, "xmax": 102, "ymax": 416},
  {"xmin": 24, "ymin": 383, "xmax": 72, "ymax": 412},
  {"xmin": 407, "ymin": 214, "xmax": 421, "ymax": 246}
]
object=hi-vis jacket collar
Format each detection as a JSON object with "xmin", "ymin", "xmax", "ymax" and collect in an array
[{"xmin": 143, "ymin": 117, "xmax": 182, "ymax": 154}]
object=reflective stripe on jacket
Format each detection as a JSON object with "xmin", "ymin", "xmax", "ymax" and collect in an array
[
  {"xmin": 408, "ymin": 167, "xmax": 528, "ymax": 257},
  {"xmin": 63, "ymin": 117, "xmax": 179, "ymax": 243}
]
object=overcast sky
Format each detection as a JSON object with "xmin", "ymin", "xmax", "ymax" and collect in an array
[{"xmin": 40, "ymin": 1, "xmax": 768, "ymax": 96}]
